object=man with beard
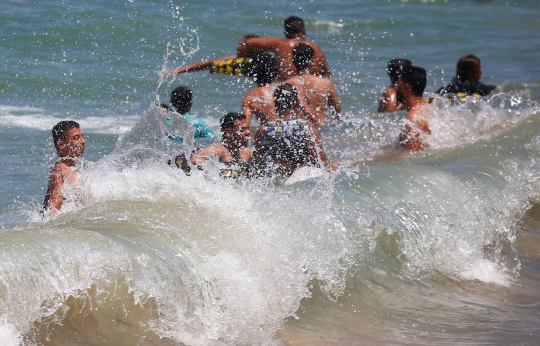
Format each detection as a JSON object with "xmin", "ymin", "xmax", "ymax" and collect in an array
[{"xmin": 396, "ymin": 65, "xmax": 433, "ymax": 151}]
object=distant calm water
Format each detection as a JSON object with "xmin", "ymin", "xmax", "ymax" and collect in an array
[{"xmin": 1, "ymin": 1, "xmax": 540, "ymax": 345}]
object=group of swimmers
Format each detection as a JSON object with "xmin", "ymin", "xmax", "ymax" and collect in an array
[{"xmin": 43, "ymin": 15, "xmax": 496, "ymax": 214}]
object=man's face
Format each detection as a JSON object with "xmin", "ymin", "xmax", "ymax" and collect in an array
[
  {"xmin": 230, "ymin": 118, "xmax": 251, "ymax": 148},
  {"xmin": 58, "ymin": 128, "xmax": 86, "ymax": 158}
]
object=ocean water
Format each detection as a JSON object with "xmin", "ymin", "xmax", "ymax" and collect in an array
[{"xmin": 1, "ymin": 0, "xmax": 540, "ymax": 345}]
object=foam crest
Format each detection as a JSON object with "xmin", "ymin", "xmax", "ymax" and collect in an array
[{"xmin": 0, "ymin": 104, "xmax": 140, "ymax": 134}]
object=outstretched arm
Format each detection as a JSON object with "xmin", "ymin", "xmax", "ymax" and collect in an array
[
  {"xmin": 167, "ymin": 55, "xmax": 238, "ymax": 75},
  {"xmin": 190, "ymin": 143, "xmax": 224, "ymax": 169},
  {"xmin": 236, "ymin": 36, "xmax": 283, "ymax": 56},
  {"xmin": 43, "ymin": 164, "xmax": 66, "ymax": 215}
]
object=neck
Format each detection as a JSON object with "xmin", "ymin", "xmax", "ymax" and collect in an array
[{"xmin": 58, "ymin": 156, "xmax": 77, "ymax": 167}]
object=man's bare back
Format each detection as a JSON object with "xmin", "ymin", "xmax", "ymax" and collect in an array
[
  {"xmin": 286, "ymin": 74, "xmax": 341, "ymax": 125},
  {"xmin": 400, "ymin": 104, "xmax": 433, "ymax": 151}
]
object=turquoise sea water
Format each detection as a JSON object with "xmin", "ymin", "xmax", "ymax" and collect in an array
[{"xmin": 1, "ymin": 1, "xmax": 540, "ymax": 345}]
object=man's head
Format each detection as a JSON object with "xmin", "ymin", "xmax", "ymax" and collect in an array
[
  {"xmin": 292, "ymin": 43, "xmax": 314, "ymax": 72},
  {"xmin": 246, "ymin": 53, "xmax": 278, "ymax": 86},
  {"xmin": 456, "ymin": 54, "xmax": 482, "ymax": 82},
  {"xmin": 52, "ymin": 120, "xmax": 85, "ymax": 158},
  {"xmin": 160, "ymin": 103, "xmax": 172, "ymax": 113},
  {"xmin": 387, "ymin": 58, "xmax": 412, "ymax": 85},
  {"xmin": 274, "ymin": 83, "xmax": 299, "ymax": 113},
  {"xmin": 170, "ymin": 86, "xmax": 193, "ymax": 114},
  {"xmin": 396, "ymin": 65, "xmax": 427, "ymax": 101},
  {"xmin": 220, "ymin": 112, "xmax": 250, "ymax": 148},
  {"xmin": 284, "ymin": 16, "xmax": 306, "ymax": 39}
]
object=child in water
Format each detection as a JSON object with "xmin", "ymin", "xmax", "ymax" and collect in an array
[
  {"xmin": 43, "ymin": 120, "xmax": 86, "ymax": 215},
  {"xmin": 168, "ymin": 86, "xmax": 214, "ymax": 139}
]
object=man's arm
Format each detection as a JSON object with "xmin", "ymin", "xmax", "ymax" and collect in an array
[
  {"xmin": 315, "ymin": 50, "xmax": 332, "ymax": 78},
  {"xmin": 43, "ymin": 163, "xmax": 66, "ymax": 214},
  {"xmin": 236, "ymin": 37, "xmax": 283, "ymax": 56},
  {"xmin": 167, "ymin": 55, "xmax": 238, "ymax": 75},
  {"xmin": 378, "ymin": 87, "xmax": 401, "ymax": 113},
  {"xmin": 241, "ymin": 93, "xmax": 255, "ymax": 127},
  {"xmin": 190, "ymin": 143, "xmax": 224, "ymax": 169},
  {"xmin": 325, "ymin": 80, "xmax": 342, "ymax": 119}
]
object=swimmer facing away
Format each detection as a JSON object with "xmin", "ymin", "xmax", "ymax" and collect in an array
[
  {"xmin": 436, "ymin": 54, "xmax": 496, "ymax": 99},
  {"xmin": 285, "ymin": 42, "xmax": 342, "ymax": 125},
  {"xmin": 255, "ymin": 83, "xmax": 338, "ymax": 177},
  {"xmin": 43, "ymin": 120, "xmax": 86, "ymax": 215},
  {"xmin": 396, "ymin": 65, "xmax": 433, "ymax": 151}
]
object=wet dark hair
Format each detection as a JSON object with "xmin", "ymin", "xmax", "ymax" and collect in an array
[
  {"xmin": 284, "ymin": 16, "xmax": 305, "ymax": 38},
  {"xmin": 170, "ymin": 86, "xmax": 193, "ymax": 114},
  {"xmin": 292, "ymin": 43, "xmax": 314, "ymax": 71},
  {"xmin": 387, "ymin": 59, "xmax": 412, "ymax": 84},
  {"xmin": 160, "ymin": 103, "xmax": 172, "ymax": 112},
  {"xmin": 52, "ymin": 120, "xmax": 80, "ymax": 151},
  {"xmin": 246, "ymin": 53, "xmax": 278, "ymax": 85},
  {"xmin": 274, "ymin": 83, "xmax": 299, "ymax": 112},
  {"xmin": 220, "ymin": 112, "xmax": 246, "ymax": 132},
  {"xmin": 456, "ymin": 54, "xmax": 481, "ymax": 82},
  {"xmin": 400, "ymin": 65, "xmax": 427, "ymax": 96}
]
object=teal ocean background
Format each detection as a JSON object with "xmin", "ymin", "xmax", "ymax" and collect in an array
[{"xmin": 1, "ymin": 1, "xmax": 540, "ymax": 345}]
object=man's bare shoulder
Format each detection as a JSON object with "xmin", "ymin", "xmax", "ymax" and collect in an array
[
  {"xmin": 51, "ymin": 161, "xmax": 75, "ymax": 178},
  {"xmin": 243, "ymin": 85, "xmax": 273, "ymax": 102}
]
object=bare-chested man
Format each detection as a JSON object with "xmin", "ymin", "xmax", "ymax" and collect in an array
[
  {"xmin": 236, "ymin": 16, "xmax": 331, "ymax": 81},
  {"xmin": 285, "ymin": 43, "xmax": 341, "ymax": 126},
  {"xmin": 396, "ymin": 66, "xmax": 433, "ymax": 151},
  {"xmin": 43, "ymin": 120, "xmax": 86, "ymax": 215}
]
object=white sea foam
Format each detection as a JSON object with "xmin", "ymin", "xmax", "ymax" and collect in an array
[
  {"xmin": 0, "ymin": 319, "xmax": 21, "ymax": 346},
  {"xmin": 0, "ymin": 105, "xmax": 140, "ymax": 135}
]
